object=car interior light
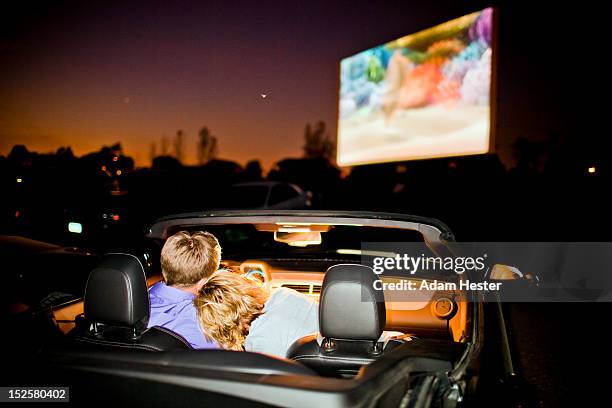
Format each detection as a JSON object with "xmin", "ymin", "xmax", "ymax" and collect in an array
[{"xmin": 277, "ymin": 227, "xmax": 312, "ymax": 233}]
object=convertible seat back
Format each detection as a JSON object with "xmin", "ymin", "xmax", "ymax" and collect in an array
[
  {"xmin": 69, "ymin": 253, "xmax": 191, "ymax": 351},
  {"xmin": 287, "ymin": 264, "xmax": 404, "ymax": 378}
]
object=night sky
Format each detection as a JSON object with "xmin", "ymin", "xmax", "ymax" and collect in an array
[{"xmin": 0, "ymin": 1, "xmax": 602, "ymax": 168}]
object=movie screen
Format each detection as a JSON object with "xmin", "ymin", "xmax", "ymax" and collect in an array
[{"xmin": 337, "ymin": 7, "xmax": 494, "ymax": 166}]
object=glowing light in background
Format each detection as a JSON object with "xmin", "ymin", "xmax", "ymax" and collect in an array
[{"xmin": 68, "ymin": 222, "xmax": 83, "ymax": 234}]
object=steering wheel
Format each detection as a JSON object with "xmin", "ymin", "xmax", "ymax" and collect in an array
[{"xmin": 240, "ymin": 261, "xmax": 272, "ymax": 289}]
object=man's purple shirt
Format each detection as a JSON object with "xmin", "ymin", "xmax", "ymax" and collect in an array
[{"xmin": 148, "ymin": 281, "xmax": 217, "ymax": 349}]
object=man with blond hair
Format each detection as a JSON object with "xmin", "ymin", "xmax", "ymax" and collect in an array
[{"xmin": 148, "ymin": 230, "xmax": 221, "ymax": 348}]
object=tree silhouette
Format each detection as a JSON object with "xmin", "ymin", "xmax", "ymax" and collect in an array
[
  {"xmin": 149, "ymin": 141, "xmax": 157, "ymax": 163},
  {"xmin": 303, "ymin": 120, "xmax": 335, "ymax": 160},
  {"xmin": 244, "ymin": 160, "xmax": 263, "ymax": 181},
  {"xmin": 160, "ymin": 134, "xmax": 169, "ymax": 156},
  {"xmin": 56, "ymin": 146, "xmax": 74, "ymax": 159},
  {"xmin": 174, "ymin": 130, "xmax": 185, "ymax": 163},
  {"xmin": 197, "ymin": 126, "xmax": 218, "ymax": 165}
]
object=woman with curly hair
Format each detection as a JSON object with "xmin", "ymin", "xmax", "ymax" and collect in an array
[{"xmin": 194, "ymin": 270, "xmax": 318, "ymax": 358}]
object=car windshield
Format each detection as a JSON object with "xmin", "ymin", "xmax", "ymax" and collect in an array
[{"xmin": 164, "ymin": 223, "xmax": 454, "ymax": 280}]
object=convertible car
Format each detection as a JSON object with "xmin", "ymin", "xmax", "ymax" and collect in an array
[{"xmin": 3, "ymin": 211, "xmax": 533, "ymax": 407}]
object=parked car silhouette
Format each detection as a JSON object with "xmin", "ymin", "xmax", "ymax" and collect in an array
[{"xmin": 220, "ymin": 182, "xmax": 312, "ymax": 210}]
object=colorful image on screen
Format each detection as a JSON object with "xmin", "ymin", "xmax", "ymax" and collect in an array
[{"xmin": 337, "ymin": 8, "xmax": 493, "ymax": 166}]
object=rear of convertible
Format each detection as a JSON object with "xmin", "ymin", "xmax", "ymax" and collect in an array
[{"xmin": 7, "ymin": 211, "xmax": 482, "ymax": 408}]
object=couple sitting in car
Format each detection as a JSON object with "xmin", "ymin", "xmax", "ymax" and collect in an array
[{"xmin": 148, "ymin": 231, "xmax": 318, "ymax": 357}]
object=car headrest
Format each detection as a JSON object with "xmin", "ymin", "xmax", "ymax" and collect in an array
[
  {"xmin": 84, "ymin": 253, "xmax": 149, "ymax": 329},
  {"xmin": 319, "ymin": 264, "xmax": 386, "ymax": 341}
]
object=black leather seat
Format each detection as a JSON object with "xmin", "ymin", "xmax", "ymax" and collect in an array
[
  {"xmin": 287, "ymin": 264, "xmax": 404, "ymax": 378},
  {"xmin": 70, "ymin": 253, "xmax": 191, "ymax": 351}
]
